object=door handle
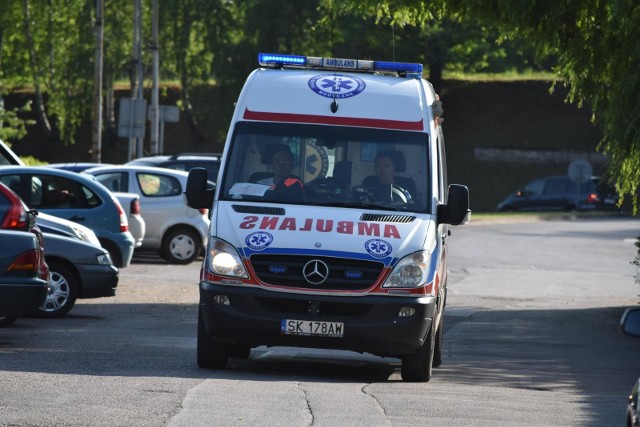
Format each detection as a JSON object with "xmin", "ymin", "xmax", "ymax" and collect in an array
[{"xmin": 69, "ymin": 215, "xmax": 85, "ymax": 222}]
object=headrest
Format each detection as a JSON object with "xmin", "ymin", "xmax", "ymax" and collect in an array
[
  {"xmin": 261, "ymin": 143, "xmax": 293, "ymax": 165},
  {"xmin": 375, "ymin": 150, "xmax": 406, "ymax": 172}
]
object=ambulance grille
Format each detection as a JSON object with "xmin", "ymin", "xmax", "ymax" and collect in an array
[
  {"xmin": 250, "ymin": 255, "xmax": 384, "ymax": 290},
  {"xmin": 360, "ymin": 214, "xmax": 415, "ymax": 223},
  {"xmin": 232, "ymin": 205, "xmax": 285, "ymax": 215}
]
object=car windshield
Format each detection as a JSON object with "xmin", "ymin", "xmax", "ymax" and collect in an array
[{"xmin": 220, "ymin": 121, "xmax": 431, "ymax": 213}]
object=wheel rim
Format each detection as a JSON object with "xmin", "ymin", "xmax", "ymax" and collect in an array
[
  {"xmin": 170, "ymin": 234, "xmax": 196, "ymax": 260},
  {"xmin": 42, "ymin": 271, "xmax": 70, "ymax": 312}
]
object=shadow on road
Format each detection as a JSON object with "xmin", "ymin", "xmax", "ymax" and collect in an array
[{"xmin": 1, "ymin": 302, "xmax": 638, "ymax": 424}]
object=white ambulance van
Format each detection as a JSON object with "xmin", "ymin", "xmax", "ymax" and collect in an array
[{"xmin": 185, "ymin": 53, "xmax": 470, "ymax": 382}]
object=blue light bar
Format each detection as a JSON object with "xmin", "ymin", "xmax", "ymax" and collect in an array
[
  {"xmin": 258, "ymin": 53, "xmax": 306, "ymax": 67},
  {"xmin": 374, "ymin": 61, "xmax": 423, "ymax": 74},
  {"xmin": 257, "ymin": 53, "xmax": 423, "ymax": 76}
]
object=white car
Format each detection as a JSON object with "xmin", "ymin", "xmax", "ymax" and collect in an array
[{"xmin": 84, "ymin": 165, "xmax": 210, "ymax": 264}]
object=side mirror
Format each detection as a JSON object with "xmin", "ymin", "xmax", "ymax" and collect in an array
[
  {"xmin": 621, "ymin": 308, "xmax": 640, "ymax": 338},
  {"xmin": 438, "ymin": 184, "xmax": 471, "ymax": 225},
  {"xmin": 184, "ymin": 168, "xmax": 214, "ymax": 209}
]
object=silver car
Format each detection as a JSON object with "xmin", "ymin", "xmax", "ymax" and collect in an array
[
  {"xmin": 84, "ymin": 165, "xmax": 210, "ymax": 264},
  {"xmin": 112, "ymin": 192, "xmax": 146, "ymax": 248}
]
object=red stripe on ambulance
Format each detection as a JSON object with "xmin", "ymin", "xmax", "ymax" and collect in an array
[
  {"xmin": 239, "ymin": 215, "xmax": 401, "ymax": 239},
  {"xmin": 243, "ymin": 108, "xmax": 424, "ymax": 131}
]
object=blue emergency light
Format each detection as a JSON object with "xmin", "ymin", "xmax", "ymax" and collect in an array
[{"xmin": 258, "ymin": 53, "xmax": 423, "ymax": 75}]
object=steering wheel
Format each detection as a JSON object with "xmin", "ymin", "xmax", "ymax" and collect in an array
[{"xmin": 390, "ymin": 185, "xmax": 410, "ymax": 204}]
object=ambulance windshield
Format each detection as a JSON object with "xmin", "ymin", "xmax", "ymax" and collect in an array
[{"xmin": 221, "ymin": 121, "xmax": 431, "ymax": 213}]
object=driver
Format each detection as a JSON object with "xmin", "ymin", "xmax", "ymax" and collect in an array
[{"xmin": 362, "ymin": 151, "xmax": 416, "ymax": 200}]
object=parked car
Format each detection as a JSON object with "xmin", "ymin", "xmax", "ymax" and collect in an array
[
  {"xmin": 112, "ymin": 192, "xmax": 145, "ymax": 248},
  {"xmin": 48, "ymin": 162, "xmax": 112, "ymax": 173},
  {"xmin": 38, "ymin": 232, "xmax": 118, "ymax": 317},
  {"xmin": 0, "ymin": 139, "xmax": 24, "ymax": 166},
  {"xmin": 0, "ymin": 230, "xmax": 49, "ymax": 326},
  {"xmin": 127, "ymin": 153, "xmax": 221, "ymax": 181},
  {"xmin": 0, "ymin": 166, "xmax": 135, "ymax": 267},
  {"xmin": 0, "ymin": 182, "xmax": 48, "ymax": 326},
  {"xmin": 37, "ymin": 211, "xmax": 101, "ymax": 247},
  {"xmin": 48, "ymin": 164, "xmax": 146, "ymax": 248},
  {"xmin": 84, "ymin": 165, "xmax": 210, "ymax": 264},
  {"xmin": 621, "ymin": 308, "xmax": 640, "ymax": 427},
  {"xmin": 496, "ymin": 175, "xmax": 619, "ymax": 212}
]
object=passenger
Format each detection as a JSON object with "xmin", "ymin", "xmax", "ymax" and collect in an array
[{"xmin": 258, "ymin": 145, "xmax": 303, "ymax": 201}]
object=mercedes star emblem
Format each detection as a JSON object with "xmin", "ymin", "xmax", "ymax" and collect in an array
[{"xmin": 302, "ymin": 259, "xmax": 329, "ymax": 285}]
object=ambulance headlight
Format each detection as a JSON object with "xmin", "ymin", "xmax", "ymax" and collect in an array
[
  {"xmin": 206, "ymin": 238, "xmax": 248, "ymax": 278},
  {"xmin": 382, "ymin": 251, "xmax": 430, "ymax": 288}
]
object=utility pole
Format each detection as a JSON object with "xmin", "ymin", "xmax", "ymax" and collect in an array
[
  {"xmin": 129, "ymin": 0, "xmax": 144, "ymax": 161},
  {"xmin": 91, "ymin": 0, "xmax": 104, "ymax": 163},
  {"xmin": 150, "ymin": 0, "xmax": 160, "ymax": 155}
]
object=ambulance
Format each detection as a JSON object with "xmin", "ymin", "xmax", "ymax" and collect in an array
[{"xmin": 184, "ymin": 53, "xmax": 470, "ymax": 382}]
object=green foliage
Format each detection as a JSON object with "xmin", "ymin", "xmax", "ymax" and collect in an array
[
  {"xmin": 0, "ymin": 99, "xmax": 34, "ymax": 142},
  {"xmin": 20, "ymin": 155, "xmax": 46, "ymax": 165},
  {"xmin": 327, "ymin": 0, "xmax": 640, "ymax": 213},
  {"xmin": 3, "ymin": 0, "xmax": 635, "ymax": 211}
]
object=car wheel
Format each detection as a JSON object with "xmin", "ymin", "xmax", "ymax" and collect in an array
[
  {"xmin": 162, "ymin": 227, "xmax": 200, "ymax": 264},
  {"xmin": 197, "ymin": 307, "xmax": 228, "ymax": 369},
  {"xmin": 0, "ymin": 317, "xmax": 18, "ymax": 327},
  {"xmin": 401, "ymin": 322, "xmax": 436, "ymax": 382},
  {"xmin": 37, "ymin": 262, "xmax": 78, "ymax": 318}
]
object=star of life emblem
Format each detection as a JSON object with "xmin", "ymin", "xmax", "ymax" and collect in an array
[
  {"xmin": 365, "ymin": 239, "xmax": 392, "ymax": 258},
  {"xmin": 245, "ymin": 232, "xmax": 273, "ymax": 251},
  {"xmin": 308, "ymin": 74, "xmax": 366, "ymax": 99}
]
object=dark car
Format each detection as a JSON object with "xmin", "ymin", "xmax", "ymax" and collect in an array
[
  {"xmin": 497, "ymin": 175, "xmax": 619, "ymax": 212},
  {"xmin": 38, "ymin": 232, "xmax": 118, "ymax": 318},
  {"xmin": 0, "ymin": 230, "xmax": 49, "ymax": 326},
  {"xmin": 0, "ymin": 182, "xmax": 49, "ymax": 327},
  {"xmin": 127, "ymin": 153, "xmax": 221, "ymax": 181}
]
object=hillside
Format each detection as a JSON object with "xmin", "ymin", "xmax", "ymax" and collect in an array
[{"xmin": 7, "ymin": 79, "xmax": 603, "ymax": 212}]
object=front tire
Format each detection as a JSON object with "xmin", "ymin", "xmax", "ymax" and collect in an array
[
  {"xmin": 36, "ymin": 262, "xmax": 78, "ymax": 318},
  {"xmin": 197, "ymin": 307, "xmax": 228, "ymax": 369},
  {"xmin": 402, "ymin": 323, "xmax": 436, "ymax": 382},
  {"xmin": 162, "ymin": 227, "xmax": 200, "ymax": 264}
]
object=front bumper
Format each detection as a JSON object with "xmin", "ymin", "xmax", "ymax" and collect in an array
[
  {"xmin": 199, "ymin": 281, "xmax": 437, "ymax": 357},
  {"xmin": 77, "ymin": 264, "xmax": 119, "ymax": 298}
]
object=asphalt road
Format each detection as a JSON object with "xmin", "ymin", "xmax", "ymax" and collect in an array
[{"xmin": 1, "ymin": 216, "xmax": 639, "ymax": 426}]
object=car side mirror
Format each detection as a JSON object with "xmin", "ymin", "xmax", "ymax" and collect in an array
[
  {"xmin": 438, "ymin": 184, "xmax": 470, "ymax": 225},
  {"xmin": 621, "ymin": 308, "xmax": 640, "ymax": 338},
  {"xmin": 184, "ymin": 168, "xmax": 214, "ymax": 209}
]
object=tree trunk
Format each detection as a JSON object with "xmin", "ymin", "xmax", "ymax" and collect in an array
[
  {"xmin": 22, "ymin": 0, "xmax": 52, "ymax": 135},
  {"xmin": 178, "ymin": 2, "xmax": 204, "ymax": 145}
]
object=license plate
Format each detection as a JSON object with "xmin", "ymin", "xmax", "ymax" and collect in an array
[{"xmin": 280, "ymin": 319, "xmax": 344, "ymax": 337}]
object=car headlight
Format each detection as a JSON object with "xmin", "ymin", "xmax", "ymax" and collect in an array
[
  {"xmin": 382, "ymin": 251, "xmax": 430, "ymax": 288},
  {"xmin": 206, "ymin": 238, "xmax": 248, "ymax": 278},
  {"xmin": 96, "ymin": 253, "xmax": 112, "ymax": 265}
]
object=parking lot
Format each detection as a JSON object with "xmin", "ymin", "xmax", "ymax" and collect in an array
[{"xmin": 1, "ymin": 217, "xmax": 640, "ymax": 426}]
